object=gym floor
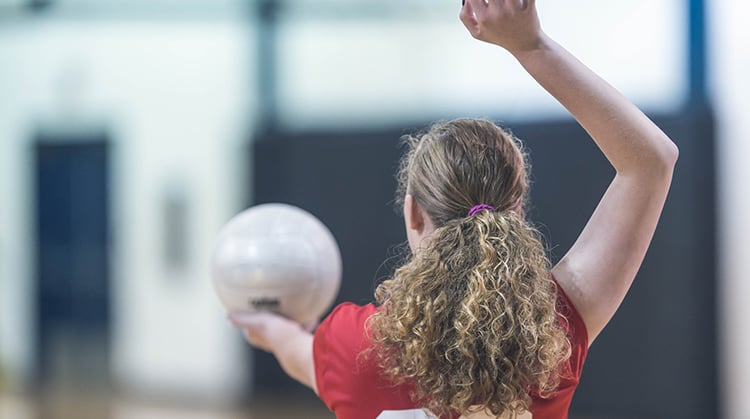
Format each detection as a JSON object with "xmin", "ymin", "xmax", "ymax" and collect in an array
[
  {"xmin": 0, "ymin": 391, "xmax": 334, "ymax": 419},
  {"xmin": 0, "ymin": 391, "xmax": 656, "ymax": 419}
]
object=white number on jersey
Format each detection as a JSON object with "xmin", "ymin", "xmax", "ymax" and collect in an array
[{"xmin": 377, "ymin": 409, "xmax": 437, "ymax": 419}]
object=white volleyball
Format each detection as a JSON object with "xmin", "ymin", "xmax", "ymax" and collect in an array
[{"xmin": 211, "ymin": 203, "xmax": 342, "ymax": 324}]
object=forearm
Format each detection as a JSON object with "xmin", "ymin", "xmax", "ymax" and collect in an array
[
  {"xmin": 231, "ymin": 312, "xmax": 318, "ymax": 393},
  {"xmin": 512, "ymin": 34, "xmax": 678, "ymax": 173},
  {"xmin": 270, "ymin": 329, "xmax": 317, "ymax": 393}
]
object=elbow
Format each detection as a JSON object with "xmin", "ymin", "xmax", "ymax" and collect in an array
[
  {"xmin": 662, "ymin": 136, "xmax": 679, "ymax": 168},
  {"xmin": 620, "ymin": 134, "xmax": 679, "ymax": 178},
  {"xmin": 648, "ymin": 133, "xmax": 679, "ymax": 175}
]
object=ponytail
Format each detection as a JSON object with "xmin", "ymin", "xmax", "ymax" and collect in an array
[{"xmin": 370, "ymin": 210, "xmax": 571, "ymax": 418}]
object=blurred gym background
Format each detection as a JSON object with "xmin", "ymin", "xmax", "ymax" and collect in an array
[{"xmin": 0, "ymin": 0, "xmax": 747, "ymax": 418}]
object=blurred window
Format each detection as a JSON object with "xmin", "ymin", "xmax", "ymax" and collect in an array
[{"xmin": 273, "ymin": 0, "xmax": 687, "ymax": 129}]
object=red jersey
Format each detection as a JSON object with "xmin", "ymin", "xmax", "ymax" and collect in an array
[{"xmin": 313, "ymin": 283, "xmax": 588, "ymax": 419}]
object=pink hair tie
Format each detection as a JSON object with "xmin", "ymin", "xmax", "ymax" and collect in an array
[{"xmin": 468, "ymin": 204, "xmax": 495, "ymax": 217}]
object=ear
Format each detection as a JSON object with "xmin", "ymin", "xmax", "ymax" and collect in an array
[{"xmin": 404, "ymin": 194, "xmax": 425, "ymax": 233}]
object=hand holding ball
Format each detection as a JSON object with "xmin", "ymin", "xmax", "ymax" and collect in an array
[{"xmin": 211, "ymin": 203, "xmax": 342, "ymax": 324}]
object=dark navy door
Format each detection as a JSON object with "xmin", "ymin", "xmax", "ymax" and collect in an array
[{"xmin": 34, "ymin": 138, "xmax": 110, "ymax": 392}]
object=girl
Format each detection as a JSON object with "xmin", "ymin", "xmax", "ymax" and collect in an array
[{"xmin": 230, "ymin": 1, "xmax": 679, "ymax": 418}]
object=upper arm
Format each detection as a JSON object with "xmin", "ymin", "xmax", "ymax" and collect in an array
[{"xmin": 551, "ymin": 158, "xmax": 676, "ymax": 344}]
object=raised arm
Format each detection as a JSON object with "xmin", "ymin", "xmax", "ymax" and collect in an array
[{"xmin": 461, "ymin": 0, "xmax": 678, "ymax": 343}]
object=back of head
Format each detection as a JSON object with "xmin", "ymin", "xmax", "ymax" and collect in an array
[
  {"xmin": 370, "ymin": 118, "xmax": 571, "ymax": 418},
  {"xmin": 397, "ymin": 118, "xmax": 528, "ymax": 224}
]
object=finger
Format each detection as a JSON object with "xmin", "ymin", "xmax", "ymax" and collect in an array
[
  {"xmin": 228, "ymin": 311, "xmax": 273, "ymax": 328},
  {"xmin": 462, "ymin": 0, "xmax": 488, "ymax": 30},
  {"xmin": 459, "ymin": 0, "xmax": 478, "ymax": 27},
  {"xmin": 505, "ymin": 0, "xmax": 532, "ymax": 12},
  {"xmin": 237, "ymin": 319, "xmax": 274, "ymax": 350},
  {"xmin": 466, "ymin": 0, "xmax": 488, "ymax": 10},
  {"xmin": 242, "ymin": 329, "xmax": 272, "ymax": 352},
  {"xmin": 469, "ymin": 0, "xmax": 503, "ymax": 23},
  {"xmin": 228, "ymin": 312, "xmax": 257, "ymax": 328}
]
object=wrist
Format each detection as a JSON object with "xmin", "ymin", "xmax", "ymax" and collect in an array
[
  {"xmin": 270, "ymin": 320, "xmax": 307, "ymax": 353},
  {"xmin": 507, "ymin": 31, "xmax": 553, "ymax": 60}
]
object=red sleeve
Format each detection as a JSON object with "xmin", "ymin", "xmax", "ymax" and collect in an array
[
  {"xmin": 529, "ymin": 278, "xmax": 590, "ymax": 419},
  {"xmin": 313, "ymin": 303, "xmax": 420, "ymax": 419},
  {"xmin": 554, "ymin": 280, "xmax": 589, "ymax": 377},
  {"xmin": 313, "ymin": 302, "xmax": 371, "ymax": 408}
]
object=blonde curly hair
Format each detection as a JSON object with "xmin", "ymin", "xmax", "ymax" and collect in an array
[{"xmin": 368, "ymin": 119, "xmax": 572, "ymax": 418}]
